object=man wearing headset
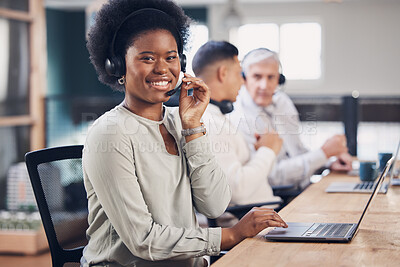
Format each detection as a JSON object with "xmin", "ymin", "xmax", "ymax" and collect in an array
[
  {"xmin": 230, "ymin": 48, "xmax": 352, "ymax": 190},
  {"xmin": 193, "ymin": 41, "xmax": 283, "ymax": 208}
]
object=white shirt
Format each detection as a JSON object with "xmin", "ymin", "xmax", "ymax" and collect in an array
[
  {"xmin": 202, "ymin": 103, "xmax": 280, "ymax": 205},
  {"xmin": 230, "ymin": 88, "xmax": 327, "ymax": 189},
  {"xmin": 82, "ymin": 104, "xmax": 231, "ymax": 267}
]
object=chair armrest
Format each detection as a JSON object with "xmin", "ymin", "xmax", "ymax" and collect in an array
[
  {"xmin": 272, "ymin": 184, "xmax": 302, "ymax": 198},
  {"xmin": 271, "ymin": 184, "xmax": 296, "ymax": 191},
  {"xmin": 68, "ymin": 246, "xmax": 85, "ymax": 261},
  {"xmin": 226, "ymin": 200, "xmax": 283, "ymax": 219},
  {"xmin": 226, "ymin": 201, "xmax": 282, "ymax": 214}
]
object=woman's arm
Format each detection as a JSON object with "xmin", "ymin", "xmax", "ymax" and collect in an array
[{"xmin": 178, "ymin": 73, "xmax": 232, "ymax": 217}]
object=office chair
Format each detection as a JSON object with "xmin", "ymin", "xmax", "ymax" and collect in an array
[
  {"xmin": 25, "ymin": 145, "xmax": 88, "ymax": 267},
  {"xmin": 271, "ymin": 184, "xmax": 302, "ymax": 207}
]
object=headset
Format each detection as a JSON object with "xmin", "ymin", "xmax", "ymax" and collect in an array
[
  {"xmin": 210, "ymin": 99, "xmax": 234, "ymax": 114},
  {"xmin": 241, "ymin": 48, "xmax": 286, "ymax": 85},
  {"xmin": 105, "ymin": 8, "xmax": 186, "ymax": 95}
]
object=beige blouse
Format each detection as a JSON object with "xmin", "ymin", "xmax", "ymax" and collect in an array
[{"xmin": 81, "ymin": 105, "xmax": 231, "ymax": 267}]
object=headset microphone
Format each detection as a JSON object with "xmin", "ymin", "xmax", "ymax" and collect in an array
[
  {"xmin": 166, "ymin": 71, "xmax": 184, "ymax": 96},
  {"xmin": 166, "ymin": 54, "xmax": 186, "ymax": 96}
]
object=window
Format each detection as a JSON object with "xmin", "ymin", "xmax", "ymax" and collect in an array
[
  {"xmin": 235, "ymin": 23, "xmax": 279, "ymax": 57},
  {"xmin": 0, "ymin": 18, "xmax": 30, "ymax": 117},
  {"xmin": 185, "ymin": 24, "xmax": 209, "ymax": 76},
  {"xmin": 280, "ymin": 23, "xmax": 321, "ymax": 80},
  {"xmin": 233, "ymin": 22, "xmax": 321, "ymax": 80}
]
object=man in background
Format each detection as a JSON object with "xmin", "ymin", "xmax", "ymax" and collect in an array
[
  {"xmin": 230, "ymin": 48, "xmax": 352, "ymax": 190},
  {"xmin": 193, "ymin": 41, "xmax": 282, "ymax": 206}
]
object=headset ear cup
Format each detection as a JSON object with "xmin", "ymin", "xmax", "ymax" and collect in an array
[
  {"xmin": 105, "ymin": 56, "xmax": 125, "ymax": 77},
  {"xmin": 105, "ymin": 58, "xmax": 116, "ymax": 76},
  {"xmin": 220, "ymin": 100, "xmax": 234, "ymax": 114},
  {"xmin": 279, "ymin": 73, "xmax": 286, "ymax": 85},
  {"xmin": 114, "ymin": 55, "xmax": 125, "ymax": 77},
  {"xmin": 209, "ymin": 99, "xmax": 234, "ymax": 114},
  {"xmin": 180, "ymin": 54, "xmax": 186, "ymax": 73}
]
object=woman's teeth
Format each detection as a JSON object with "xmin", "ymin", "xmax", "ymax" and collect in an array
[{"xmin": 151, "ymin": 81, "xmax": 169, "ymax": 86}]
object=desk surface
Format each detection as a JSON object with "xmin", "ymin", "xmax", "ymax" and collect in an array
[
  {"xmin": 0, "ymin": 251, "xmax": 51, "ymax": 267},
  {"xmin": 212, "ymin": 173, "xmax": 400, "ymax": 267}
]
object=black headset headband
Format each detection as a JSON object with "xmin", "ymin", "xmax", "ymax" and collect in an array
[
  {"xmin": 105, "ymin": 8, "xmax": 186, "ymax": 78},
  {"xmin": 109, "ymin": 8, "xmax": 184, "ymax": 57}
]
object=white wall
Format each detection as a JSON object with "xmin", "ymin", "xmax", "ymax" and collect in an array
[{"xmin": 204, "ymin": 0, "xmax": 400, "ymax": 96}]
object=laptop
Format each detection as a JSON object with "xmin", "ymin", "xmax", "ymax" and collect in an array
[
  {"xmin": 264, "ymin": 157, "xmax": 394, "ymax": 243},
  {"xmin": 389, "ymin": 140, "xmax": 400, "ymax": 186},
  {"xmin": 325, "ymin": 142, "xmax": 400, "ymax": 194},
  {"xmin": 325, "ymin": 180, "xmax": 389, "ymax": 194}
]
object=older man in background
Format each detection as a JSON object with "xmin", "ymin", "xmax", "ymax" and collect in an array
[{"xmin": 230, "ymin": 48, "xmax": 352, "ymax": 190}]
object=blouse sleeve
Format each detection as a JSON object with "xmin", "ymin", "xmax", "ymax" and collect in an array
[
  {"xmin": 182, "ymin": 135, "xmax": 232, "ymax": 218},
  {"xmin": 83, "ymin": 124, "xmax": 223, "ymax": 261}
]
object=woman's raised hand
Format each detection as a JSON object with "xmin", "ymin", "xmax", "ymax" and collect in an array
[{"xmin": 178, "ymin": 73, "xmax": 210, "ymax": 130}]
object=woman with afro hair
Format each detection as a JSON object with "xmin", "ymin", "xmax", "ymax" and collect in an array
[{"xmin": 82, "ymin": 0, "xmax": 287, "ymax": 266}]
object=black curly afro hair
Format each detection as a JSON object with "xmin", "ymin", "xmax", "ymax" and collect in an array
[{"xmin": 87, "ymin": 0, "xmax": 191, "ymax": 91}]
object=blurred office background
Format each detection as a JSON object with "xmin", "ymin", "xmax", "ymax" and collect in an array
[{"xmin": 0, "ymin": 0, "xmax": 399, "ymax": 210}]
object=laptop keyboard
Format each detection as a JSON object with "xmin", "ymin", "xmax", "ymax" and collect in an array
[
  {"xmin": 303, "ymin": 223, "xmax": 353, "ymax": 237},
  {"xmin": 354, "ymin": 181, "xmax": 375, "ymax": 190}
]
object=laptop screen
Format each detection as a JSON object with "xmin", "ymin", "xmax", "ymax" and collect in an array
[
  {"xmin": 389, "ymin": 141, "xmax": 400, "ymax": 181},
  {"xmin": 355, "ymin": 157, "xmax": 394, "ymax": 232}
]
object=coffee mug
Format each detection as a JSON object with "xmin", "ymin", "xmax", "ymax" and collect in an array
[
  {"xmin": 359, "ymin": 161, "xmax": 378, "ymax": 182},
  {"xmin": 378, "ymin": 152, "xmax": 392, "ymax": 172}
]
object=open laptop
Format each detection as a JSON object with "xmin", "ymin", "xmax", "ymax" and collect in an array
[
  {"xmin": 389, "ymin": 140, "xmax": 400, "ymax": 186},
  {"xmin": 325, "ymin": 141, "xmax": 400, "ymax": 194},
  {"xmin": 325, "ymin": 180, "xmax": 389, "ymax": 194},
  {"xmin": 264, "ymin": 157, "xmax": 394, "ymax": 243}
]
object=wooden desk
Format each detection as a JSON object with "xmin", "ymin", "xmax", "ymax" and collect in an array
[
  {"xmin": 0, "ymin": 251, "xmax": 51, "ymax": 267},
  {"xmin": 0, "ymin": 239, "xmax": 85, "ymax": 267},
  {"xmin": 212, "ymin": 173, "xmax": 400, "ymax": 266}
]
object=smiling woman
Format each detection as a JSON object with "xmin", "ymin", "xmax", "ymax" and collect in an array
[
  {"xmin": 82, "ymin": 0, "xmax": 287, "ymax": 266},
  {"xmin": 123, "ymin": 29, "xmax": 181, "ymax": 111}
]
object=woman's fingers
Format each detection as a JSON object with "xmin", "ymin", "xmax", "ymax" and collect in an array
[
  {"xmin": 262, "ymin": 219, "xmax": 288, "ymax": 228},
  {"xmin": 232, "ymin": 208, "xmax": 288, "ymax": 243},
  {"xmin": 252, "ymin": 208, "xmax": 288, "ymax": 228},
  {"xmin": 182, "ymin": 80, "xmax": 208, "ymax": 92},
  {"xmin": 182, "ymin": 74, "xmax": 208, "ymax": 92},
  {"xmin": 178, "ymin": 73, "xmax": 210, "ymax": 127}
]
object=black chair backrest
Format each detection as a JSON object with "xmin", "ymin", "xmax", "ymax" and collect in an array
[{"xmin": 25, "ymin": 145, "xmax": 88, "ymax": 267}]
